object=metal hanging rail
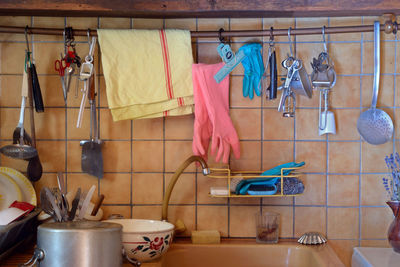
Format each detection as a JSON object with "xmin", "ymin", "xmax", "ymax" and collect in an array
[{"xmin": 0, "ymin": 20, "xmax": 397, "ymax": 38}]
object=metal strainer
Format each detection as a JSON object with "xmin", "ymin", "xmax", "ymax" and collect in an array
[{"xmin": 357, "ymin": 21, "xmax": 393, "ymax": 145}]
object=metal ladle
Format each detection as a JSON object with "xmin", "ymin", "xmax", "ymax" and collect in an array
[{"xmin": 357, "ymin": 21, "xmax": 393, "ymax": 145}]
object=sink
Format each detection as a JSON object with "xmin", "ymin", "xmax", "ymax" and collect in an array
[
  {"xmin": 352, "ymin": 247, "xmax": 400, "ymax": 267},
  {"xmin": 132, "ymin": 239, "xmax": 344, "ymax": 267}
]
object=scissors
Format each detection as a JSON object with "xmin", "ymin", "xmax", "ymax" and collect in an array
[
  {"xmin": 55, "ymin": 57, "xmax": 67, "ymax": 77},
  {"xmin": 55, "ymin": 55, "xmax": 68, "ymax": 102}
]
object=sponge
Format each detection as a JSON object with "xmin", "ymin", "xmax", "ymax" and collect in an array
[{"xmin": 191, "ymin": 230, "xmax": 221, "ymax": 244}]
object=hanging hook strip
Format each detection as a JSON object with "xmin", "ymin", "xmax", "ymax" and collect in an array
[{"xmin": 12, "ymin": 21, "xmax": 398, "ymax": 38}]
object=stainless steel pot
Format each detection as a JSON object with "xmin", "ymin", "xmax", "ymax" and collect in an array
[{"xmin": 21, "ymin": 221, "xmax": 123, "ymax": 267}]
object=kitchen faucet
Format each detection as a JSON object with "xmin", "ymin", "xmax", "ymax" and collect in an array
[{"xmin": 161, "ymin": 155, "xmax": 210, "ymax": 230}]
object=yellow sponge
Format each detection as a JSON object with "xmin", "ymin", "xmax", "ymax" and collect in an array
[{"xmin": 191, "ymin": 230, "xmax": 221, "ymax": 244}]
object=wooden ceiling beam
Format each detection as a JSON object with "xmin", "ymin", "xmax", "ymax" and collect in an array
[{"xmin": 0, "ymin": 0, "xmax": 399, "ymax": 18}]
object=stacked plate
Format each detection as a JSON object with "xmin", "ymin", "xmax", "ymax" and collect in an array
[{"xmin": 0, "ymin": 167, "xmax": 36, "ymax": 211}]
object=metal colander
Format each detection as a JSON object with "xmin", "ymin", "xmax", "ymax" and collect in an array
[{"xmin": 357, "ymin": 21, "xmax": 393, "ymax": 145}]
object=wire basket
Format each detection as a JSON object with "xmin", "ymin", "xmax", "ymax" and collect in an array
[{"xmin": 207, "ymin": 166, "xmax": 304, "ymax": 197}]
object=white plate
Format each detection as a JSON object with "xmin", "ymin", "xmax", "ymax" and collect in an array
[
  {"xmin": 0, "ymin": 173, "xmax": 22, "ymax": 211},
  {"xmin": 0, "ymin": 167, "xmax": 36, "ymax": 206}
]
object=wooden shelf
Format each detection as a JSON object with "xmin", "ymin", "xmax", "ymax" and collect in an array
[{"xmin": 0, "ymin": 0, "xmax": 399, "ymax": 18}]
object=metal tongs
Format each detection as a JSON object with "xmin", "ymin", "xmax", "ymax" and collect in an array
[{"xmin": 76, "ymin": 35, "xmax": 97, "ymax": 128}]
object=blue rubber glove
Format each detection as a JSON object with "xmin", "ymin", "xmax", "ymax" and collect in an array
[{"xmin": 239, "ymin": 43, "xmax": 265, "ymax": 99}]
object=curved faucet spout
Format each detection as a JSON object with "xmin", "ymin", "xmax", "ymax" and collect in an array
[{"xmin": 161, "ymin": 155, "xmax": 209, "ymax": 222}]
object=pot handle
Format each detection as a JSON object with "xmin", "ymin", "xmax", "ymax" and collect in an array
[
  {"xmin": 122, "ymin": 247, "xmax": 141, "ymax": 267},
  {"xmin": 19, "ymin": 247, "xmax": 44, "ymax": 267}
]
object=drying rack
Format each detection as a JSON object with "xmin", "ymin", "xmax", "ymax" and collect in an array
[
  {"xmin": 207, "ymin": 166, "xmax": 304, "ymax": 198},
  {"xmin": 0, "ymin": 15, "xmax": 398, "ymax": 38}
]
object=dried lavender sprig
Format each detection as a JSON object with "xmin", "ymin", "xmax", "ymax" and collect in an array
[{"xmin": 385, "ymin": 155, "xmax": 400, "ymax": 193}]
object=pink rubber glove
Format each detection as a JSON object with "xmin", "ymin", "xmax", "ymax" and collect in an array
[
  {"xmin": 192, "ymin": 64, "xmax": 212, "ymax": 160},
  {"xmin": 195, "ymin": 63, "xmax": 240, "ymax": 164}
]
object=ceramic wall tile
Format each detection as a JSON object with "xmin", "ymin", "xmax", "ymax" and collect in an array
[
  {"xmin": 102, "ymin": 141, "xmax": 131, "ymax": 172},
  {"xmin": 165, "ymin": 114, "xmax": 194, "ymax": 139},
  {"xmin": 361, "ymin": 207, "xmax": 393, "ymax": 239},
  {"xmin": 132, "ymin": 206, "xmax": 162, "ymax": 220},
  {"xmin": 36, "ymin": 140, "xmax": 65, "ymax": 172},
  {"xmin": 100, "ymin": 108, "xmax": 132, "ymax": 140},
  {"xmin": 164, "ymin": 140, "xmax": 195, "ymax": 172},
  {"xmin": 166, "ymin": 205, "xmax": 195, "ymax": 236},
  {"xmin": 361, "ymin": 75, "xmax": 394, "ymax": 107},
  {"xmin": 330, "ymin": 17, "xmax": 362, "ymax": 41},
  {"xmin": 294, "ymin": 206, "xmax": 326, "ymax": 237},
  {"xmin": 262, "ymin": 18, "xmax": 295, "ymax": 43},
  {"xmin": 132, "ymin": 117, "xmax": 163, "ymax": 140},
  {"xmin": 296, "ymin": 17, "xmax": 329, "ymax": 42},
  {"xmin": 0, "ymin": 16, "xmax": 31, "ymax": 41},
  {"xmin": 229, "ymin": 206, "xmax": 259, "ymax": 237},
  {"xmin": 165, "ymin": 19, "xmax": 196, "ymax": 31},
  {"xmin": 329, "ymin": 240, "xmax": 359, "ymax": 267},
  {"xmin": 330, "ymin": 43, "xmax": 361, "ymax": 75},
  {"xmin": 99, "ymin": 17, "xmax": 131, "ymax": 29},
  {"xmin": 132, "ymin": 19, "xmax": 164, "ymax": 29},
  {"xmin": 295, "ymin": 174, "xmax": 326, "ymax": 205},
  {"xmin": 330, "ymin": 76, "xmax": 360, "ymax": 108},
  {"xmin": 295, "ymin": 109, "xmax": 324, "ymax": 140},
  {"xmin": 230, "ymin": 141, "xmax": 262, "ymax": 171},
  {"xmin": 100, "ymin": 173, "xmax": 131, "ymax": 204},
  {"xmin": 197, "ymin": 173, "xmax": 228, "ymax": 205},
  {"xmin": 32, "ymin": 17, "xmax": 64, "ymax": 41},
  {"xmin": 103, "ymin": 205, "xmax": 132, "ymax": 219},
  {"xmin": 327, "ymin": 207, "xmax": 359, "ymax": 239},
  {"xmin": 261, "ymin": 206, "xmax": 294, "ymax": 238},
  {"xmin": 328, "ymin": 175, "xmax": 359, "ymax": 206},
  {"xmin": 362, "ymin": 41, "xmax": 395, "ymax": 74},
  {"xmin": 328, "ymin": 142, "xmax": 360, "ymax": 173},
  {"xmin": 295, "ymin": 141, "xmax": 327, "ymax": 173},
  {"xmin": 230, "ymin": 18, "xmax": 262, "ymax": 43},
  {"xmin": 263, "ymin": 109, "xmax": 295, "ymax": 140},
  {"xmin": 132, "ymin": 173, "xmax": 163, "ymax": 204},
  {"xmin": 230, "ymin": 76, "xmax": 262, "ymax": 108},
  {"xmin": 263, "ymin": 141, "xmax": 294, "ymax": 169},
  {"xmin": 165, "ymin": 173, "xmax": 196, "ymax": 205},
  {"xmin": 34, "ymin": 107, "xmax": 65, "ymax": 139},
  {"xmin": 329, "ymin": 109, "xmax": 361, "ymax": 141},
  {"xmin": 1, "ymin": 43, "xmax": 26, "ymax": 74},
  {"xmin": 197, "ymin": 206, "xmax": 229, "ymax": 236},
  {"xmin": 362, "ymin": 141, "xmax": 393, "ymax": 173},
  {"xmin": 230, "ymin": 108, "xmax": 261, "ymax": 140},
  {"xmin": 361, "ymin": 174, "xmax": 388, "ymax": 206},
  {"xmin": 132, "ymin": 141, "xmax": 163, "ymax": 172}
]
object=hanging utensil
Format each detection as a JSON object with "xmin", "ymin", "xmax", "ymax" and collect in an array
[
  {"xmin": 0, "ymin": 64, "xmax": 37, "ymax": 160},
  {"xmin": 263, "ymin": 27, "xmax": 278, "ymax": 100},
  {"xmin": 81, "ymin": 74, "xmax": 104, "ymax": 179},
  {"xmin": 25, "ymin": 26, "xmax": 44, "ymax": 113},
  {"xmin": 26, "ymin": 58, "xmax": 43, "ymax": 181},
  {"xmin": 357, "ymin": 21, "xmax": 393, "ymax": 145},
  {"xmin": 311, "ymin": 26, "xmax": 337, "ymax": 136}
]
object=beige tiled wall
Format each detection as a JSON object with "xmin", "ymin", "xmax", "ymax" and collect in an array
[{"xmin": 0, "ymin": 15, "xmax": 399, "ymax": 266}]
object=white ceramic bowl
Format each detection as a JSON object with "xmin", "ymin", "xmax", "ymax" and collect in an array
[{"xmin": 104, "ymin": 219, "xmax": 174, "ymax": 262}]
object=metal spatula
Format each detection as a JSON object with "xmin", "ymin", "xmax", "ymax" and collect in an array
[{"xmin": 80, "ymin": 76, "xmax": 103, "ymax": 178}]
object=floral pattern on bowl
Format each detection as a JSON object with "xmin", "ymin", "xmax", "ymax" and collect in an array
[
  {"xmin": 104, "ymin": 219, "xmax": 174, "ymax": 262},
  {"xmin": 128, "ymin": 233, "xmax": 172, "ymax": 259}
]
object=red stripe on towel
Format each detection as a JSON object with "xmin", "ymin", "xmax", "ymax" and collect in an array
[
  {"xmin": 177, "ymin": 97, "xmax": 185, "ymax": 106},
  {"xmin": 159, "ymin": 29, "xmax": 174, "ymax": 99}
]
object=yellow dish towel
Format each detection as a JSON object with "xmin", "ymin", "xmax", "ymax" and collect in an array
[{"xmin": 97, "ymin": 29, "xmax": 194, "ymax": 121}]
